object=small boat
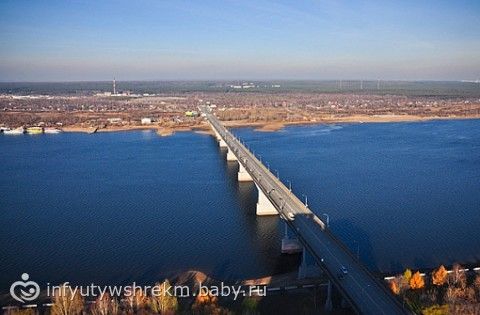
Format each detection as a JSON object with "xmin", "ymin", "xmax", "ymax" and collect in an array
[
  {"xmin": 3, "ymin": 127, "xmax": 24, "ymax": 135},
  {"xmin": 44, "ymin": 128, "xmax": 61, "ymax": 134},
  {"xmin": 88, "ymin": 127, "xmax": 99, "ymax": 134},
  {"xmin": 26, "ymin": 127, "xmax": 43, "ymax": 134}
]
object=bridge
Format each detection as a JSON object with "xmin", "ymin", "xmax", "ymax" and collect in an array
[{"xmin": 201, "ymin": 106, "xmax": 409, "ymax": 315}]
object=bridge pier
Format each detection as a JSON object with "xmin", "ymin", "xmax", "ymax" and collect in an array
[
  {"xmin": 281, "ymin": 221, "xmax": 302, "ymax": 254},
  {"xmin": 226, "ymin": 148, "xmax": 238, "ymax": 161},
  {"xmin": 202, "ymin": 108, "xmax": 410, "ymax": 314},
  {"xmin": 214, "ymin": 131, "xmax": 222, "ymax": 142},
  {"xmin": 238, "ymin": 163, "xmax": 253, "ymax": 182},
  {"xmin": 256, "ymin": 184, "xmax": 278, "ymax": 215},
  {"xmin": 219, "ymin": 139, "xmax": 228, "ymax": 148}
]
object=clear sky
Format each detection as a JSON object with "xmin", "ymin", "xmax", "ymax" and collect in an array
[{"xmin": 0, "ymin": 0, "xmax": 479, "ymax": 81}]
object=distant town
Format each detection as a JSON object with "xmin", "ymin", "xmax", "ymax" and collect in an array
[{"xmin": 1, "ymin": 80, "xmax": 480, "ymax": 135}]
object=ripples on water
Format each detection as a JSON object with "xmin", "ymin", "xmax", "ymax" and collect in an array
[
  {"xmin": 233, "ymin": 119, "xmax": 480, "ymax": 273},
  {"xmin": 0, "ymin": 131, "xmax": 297, "ymax": 294},
  {"xmin": 1, "ymin": 119, "xmax": 479, "ymax": 295}
]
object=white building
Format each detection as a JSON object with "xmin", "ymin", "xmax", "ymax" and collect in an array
[
  {"xmin": 107, "ymin": 118, "xmax": 122, "ymax": 124},
  {"xmin": 141, "ymin": 118, "xmax": 153, "ymax": 125}
]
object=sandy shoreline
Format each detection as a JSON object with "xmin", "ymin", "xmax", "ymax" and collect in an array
[
  {"xmin": 59, "ymin": 114, "xmax": 480, "ymax": 135},
  {"xmin": 225, "ymin": 114, "xmax": 480, "ymax": 132}
]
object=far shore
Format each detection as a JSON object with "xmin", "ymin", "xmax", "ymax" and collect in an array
[
  {"xmin": 61, "ymin": 125, "xmax": 210, "ymax": 136},
  {"xmin": 57, "ymin": 114, "xmax": 480, "ymax": 136},
  {"xmin": 227, "ymin": 114, "xmax": 480, "ymax": 132}
]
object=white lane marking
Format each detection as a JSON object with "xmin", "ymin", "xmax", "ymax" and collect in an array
[
  {"xmin": 209, "ymin": 115, "xmax": 396, "ymax": 314},
  {"xmin": 297, "ymin": 218, "xmax": 387, "ymax": 313}
]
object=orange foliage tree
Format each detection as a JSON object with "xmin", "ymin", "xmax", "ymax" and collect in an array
[
  {"xmin": 432, "ymin": 265, "xmax": 448, "ymax": 286},
  {"xmin": 192, "ymin": 288, "xmax": 228, "ymax": 315},
  {"xmin": 409, "ymin": 271, "xmax": 425, "ymax": 289},
  {"xmin": 389, "ymin": 280, "xmax": 400, "ymax": 295}
]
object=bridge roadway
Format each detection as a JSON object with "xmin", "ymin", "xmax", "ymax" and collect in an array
[{"xmin": 203, "ymin": 108, "xmax": 409, "ymax": 315}]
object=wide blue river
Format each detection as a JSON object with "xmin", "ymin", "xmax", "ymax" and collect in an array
[{"xmin": 1, "ymin": 119, "xmax": 479, "ymax": 294}]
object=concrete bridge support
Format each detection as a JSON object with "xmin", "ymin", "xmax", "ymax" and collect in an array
[
  {"xmin": 238, "ymin": 163, "xmax": 253, "ymax": 182},
  {"xmin": 281, "ymin": 221, "xmax": 302, "ymax": 254},
  {"xmin": 256, "ymin": 184, "xmax": 278, "ymax": 215},
  {"xmin": 226, "ymin": 148, "xmax": 238, "ymax": 161},
  {"xmin": 219, "ymin": 139, "xmax": 228, "ymax": 148}
]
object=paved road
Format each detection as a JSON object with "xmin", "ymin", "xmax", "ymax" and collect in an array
[{"xmin": 202, "ymin": 107, "xmax": 410, "ymax": 315}]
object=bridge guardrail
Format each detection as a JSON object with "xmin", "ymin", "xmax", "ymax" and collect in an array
[{"xmin": 205, "ymin": 111, "xmax": 410, "ymax": 314}]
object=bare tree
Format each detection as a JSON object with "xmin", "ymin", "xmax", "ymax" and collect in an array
[
  {"xmin": 90, "ymin": 293, "xmax": 119, "ymax": 315},
  {"xmin": 148, "ymin": 280, "xmax": 178, "ymax": 314},
  {"xmin": 51, "ymin": 283, "xmax": 84, "ymax": 315}
]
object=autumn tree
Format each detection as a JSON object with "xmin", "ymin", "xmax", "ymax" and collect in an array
[
  {"xmin": 90, "ymin": 293, "xmax": 119, "ymax": 315},
  {"xmin": 409, "ymin": 271, "xmax": 425, "ymax": 290},
  {"xmin": 404, "ymin": 269, "xmax": 413, "ymax": 283},
  {"xmin": 124, "ymin": 287, "xmax": 147, "ymax": 313},
  {"xmin": 389, "ymin": 280, "xmax": 400, "ymax": 295},
  {"xmin": 448, "ymin": 264, "xmax": 467, "ymax": 289},
  {"xmin": 421, "ymin": 304, "xmax": 449, "ymax": 315},
  {"xmin": 474, "ymin": 275, "xmax": 480, "ymax": 300},
  {"xmin": 445, "ymin": 285, "xmax": 476, "ymax": 305},
  {"xmin": 51, "ymin": 283, "xmax": 84, "ymax": 315},
  {"xmin": 191, "ymin": 288, "xmax": 229, "ymax": 315},
  {"xmin": 241, "ymin": 297, "xmax": 259, "ymax": 315},
  {"xmin": 432, "ymin": 265, "xmax": 448, "ymax": 286},
  {"xmin": 149, "ymin": 280, "xmax": 178, "ymax": 314},
  {"xmin": 3, "ymin": 308, "xmax": 36, "ymax": 315}
]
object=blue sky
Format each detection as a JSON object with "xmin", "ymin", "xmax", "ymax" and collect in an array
[{"xmin": 0, "ymin": 0, "xmax": 479, "ymax": 81}]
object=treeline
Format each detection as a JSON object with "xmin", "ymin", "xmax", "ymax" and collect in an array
[
  {"xmin": 388, "ymin": 264, "xmax": 480, "ymax": 314},
  {"xmin": 3, "ymin": 280, "xmax": 252, "ymax": 315}
]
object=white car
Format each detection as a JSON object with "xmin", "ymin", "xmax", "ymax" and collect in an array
[{"xmin": 339, "ymin": 266, "xmax": 348, "ymax": 279}]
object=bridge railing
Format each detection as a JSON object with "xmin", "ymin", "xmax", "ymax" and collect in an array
[{"xmin": 205, "ymin": 112, "xmax": 410, "ymax": 314}]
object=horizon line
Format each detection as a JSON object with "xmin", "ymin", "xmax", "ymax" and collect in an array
[{"xmin": 0, "ymin": 79, "xmax": 479, "ymax": 84}]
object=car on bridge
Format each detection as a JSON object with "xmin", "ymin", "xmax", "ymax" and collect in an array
[{"xmin": 339, "ymin": 266, "xmax": 348, "ymax": 279}]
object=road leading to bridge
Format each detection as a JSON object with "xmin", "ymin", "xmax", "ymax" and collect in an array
[{"xmin": 201, "ymin": 106, "xmax": 409, "ymax": 315}]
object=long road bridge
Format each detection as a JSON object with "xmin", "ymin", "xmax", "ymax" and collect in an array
[{"xmin": 201, "ymin": 106, "xmax": 409, "ymax": 315}]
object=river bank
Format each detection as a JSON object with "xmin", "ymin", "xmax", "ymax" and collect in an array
[
  {"xmin": 61, "ymin": 125, "xmax": 211, "ymax": 136},
  {"xmin": 225, "ymin": 114, "xmax": 480, "ymax": 132},
  {"xmin": 58, "ymin": 114, "xmax": 480, "ymax": 135}
]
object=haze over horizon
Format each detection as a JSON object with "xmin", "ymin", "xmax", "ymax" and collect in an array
[{"xmin": 1, "ymin": 0, "xmax": 479, "ymax": 82}]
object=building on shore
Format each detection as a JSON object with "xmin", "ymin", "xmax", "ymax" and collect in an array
[
  {"xmin": 107, "ymin": 118, "xmax": 122, "ymax": 124},
  {"xmin": 141, "ymin": 118, "xmax": 153, "ymax": 125},
  {"xmin": 185, "ymin": 111, "xmax": 199, "ymax": 117}
]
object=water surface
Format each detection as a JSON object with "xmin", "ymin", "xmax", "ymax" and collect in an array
[
  {"xmin": 0, "ymin": 131, "xmax": 292, "ymax": 295},
  {"xmin": 233, "ymin": 119, "xmax": 480, "ymax": 272},
  {"xmin": 1, "ymin": 119, "xmax": 479, "ymax": 296}
]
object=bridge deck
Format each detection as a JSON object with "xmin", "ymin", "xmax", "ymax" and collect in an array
[{"xmin": 202, "ymin": 107, "xmax": 409, "ymax": 315}]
